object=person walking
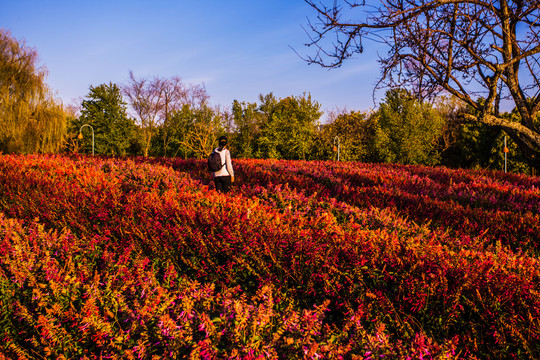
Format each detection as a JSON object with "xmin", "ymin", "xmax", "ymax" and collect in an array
[{"xmin": 211, "ymin": 136, "xmax": 234, "ymax": 193}]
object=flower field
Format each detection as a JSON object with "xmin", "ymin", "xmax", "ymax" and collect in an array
[{"xmin": 0, "ymin": 154, "xmax": 539, "ymax": 359}]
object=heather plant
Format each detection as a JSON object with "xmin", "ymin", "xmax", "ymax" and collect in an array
[
  {"xmin": 0, "ymin": 154, "xmax": 539, "ymax": 358},
  {"xmin": 223, "ymin": 159, "xmax": 540, "ymax": 253},
  {"xmin": 0, "ymin": 214, "xmax": 460, "ymax": 359}
]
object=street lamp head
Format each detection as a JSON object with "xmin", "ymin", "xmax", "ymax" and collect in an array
[{"xmin": 77, "ymin": 133, "xmax": 83, "ymax": 140}]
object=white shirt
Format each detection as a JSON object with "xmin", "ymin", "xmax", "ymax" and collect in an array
[{"xmin": 212, "ymin": 147, "xmax": 234, "ymax": 177}]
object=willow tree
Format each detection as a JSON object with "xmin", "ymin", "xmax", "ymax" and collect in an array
[
  {"xmin": 0, "ymin": 29, "xmax": 67, "ymax": 154},
  {"xmin": 304, "ymin": 0, "xmax": 540, "ymax": 169}
]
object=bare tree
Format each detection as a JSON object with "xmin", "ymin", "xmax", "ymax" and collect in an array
[
  {"xmin": 123, "ymin": 71, "xmax": 164, "ymax": 157},
  {"xmin": 159, "ymin": 77, "xmax": 209, "ymax": 156},
  {"xmin": 304, "ymin": 0, "xmax": 540, "ymax": 169},
  {"xmin": 123, "ymin": 72, "xmax": 210, "ymax": 157}
]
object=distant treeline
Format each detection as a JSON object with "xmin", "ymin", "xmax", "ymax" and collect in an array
[{"xmin": 0, "ymin": 28, "xmax": 533, "ymax": 174}]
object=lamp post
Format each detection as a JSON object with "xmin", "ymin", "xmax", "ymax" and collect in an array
[
  {"xmin": 78, "ymin": 124, "xmax": 95, "ymax": 156},
  {"xmin": 333, "ymin": 136, "xmax": 340, "ymax": 161},
  {"xmin": 503, "ymin": 135, "xmax": 508, "ymax": 173}
]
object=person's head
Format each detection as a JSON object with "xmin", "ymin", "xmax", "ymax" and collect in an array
[{"xmin": 218, "ymin": 136, "xmax": 228, "ymax": 148}]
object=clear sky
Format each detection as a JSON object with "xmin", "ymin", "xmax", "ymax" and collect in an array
[{"xmin": 1, "ymin": 0, "xmax": 385, "ymax": 118}]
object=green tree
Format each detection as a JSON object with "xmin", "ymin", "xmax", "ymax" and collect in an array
[
  {"xmin": 157, "ymin": 77, "xmax": 209, "ymax": 157},
  {"xmin": 0, "ymin": 29, "xmax": 67, "ymax": 154},
  {"xmin": 77, "ymin": 82, "xmax": 137, "ymax": 156},
  {"xmin": 317, "ymin": 110, "xmax": 377, "ymax": 161},
  {"xmin": 372, "ymin": 89, "xmax": 445, "ymax": 165},
  {"xmin": 255, "ymin": 93, "xmax": 280, "ymax": 159},
  {"xmin": 231, "ymin": 100, "xmax": 263, "ymax": 158},
  {"xmin": 159, "ymin": 103, "xmax": 225, "ymax": 159},
  {"xmin": 256, "ymin": 93, "xmax": 322, "ymax": 160},
  {"xmin": 440, "ymin": 100, "xmax": 532, "ymax": 173},
  {"xmin": 124, "ymin": 72, "xmax": 211, "ymax": 157}
]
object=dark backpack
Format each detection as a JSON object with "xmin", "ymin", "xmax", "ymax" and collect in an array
[{"xmin": 207, "ymin": 150, "xmax": 224, "ymax": 172}]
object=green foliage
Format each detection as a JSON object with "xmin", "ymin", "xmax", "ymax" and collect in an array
[
  {"xmin": 443, "ymin": 122, "xmax": 502, "ymax": 170},
  {"xmin": 75, "ymin": 82, "xmax": 137, "ymax": 156},
  {"xmin": 154, "ymin": 103, "xmax": 225, "ymax": 158},
  {"xmin": 235, "ymin": 92, "xmax": 322, "ymax": 160},
  {"xmin": 316, "ymin": 110, "xmax": 378, "ymax": 161},
  {"xmin": 231, "ymin": 100, "xmax": 263, "ymax": 158},
  {"xmin": 372, "ymin": 89, "xmax": 446, "ymax": 165},
  {"xmin": 271, "ymin": 94, "xmax": 322, "ymax": 160},
  {"xmin": 440, "ymin": 102, "xmax": 532, "ymax": 174},
  {"xmin": 3, "ymin": 25, "xmax": 534, "ymax": 175}
]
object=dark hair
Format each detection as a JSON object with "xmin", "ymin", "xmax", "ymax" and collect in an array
[{"xmin": 218, "ymin": 136, "xmax": 228, "ymax": 146}]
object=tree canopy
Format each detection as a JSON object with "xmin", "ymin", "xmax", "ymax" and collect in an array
[
  {"xmin": 0, "ymin": 29, "xmax": 67, "ymax": 154},
  {"xmin": 304, "ymin": 0, "xmax": 540, "ymax": 169},
  {"xmin": 316, "ymin": 110, "xmax": 377, "ymax": 162},
  {"xmin": 373, "ymin": 89, "xmax": 446, "ymax": 165},
  {"xmin": 123, "ymin": 72, "xmax": 210, "ymax": 157},
  {"xmin": 76, "ymin": 82, "xmax": 136, "ymax": 156},
  {"xmin": 231, "ymin": 93, "xmax": 322, "ymax": 160}
]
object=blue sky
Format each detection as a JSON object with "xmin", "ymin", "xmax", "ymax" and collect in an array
[{"xmin": 1, "ymin": 0, "xmax": 385, "ymax": 118}]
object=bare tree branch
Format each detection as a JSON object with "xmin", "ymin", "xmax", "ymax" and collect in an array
[{"xmin": 303, "ymin": 0, "xmax": 540, "ymax": 167}]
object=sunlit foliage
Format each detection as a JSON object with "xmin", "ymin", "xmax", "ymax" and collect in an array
[{"xmin": 0, "ymin": 29, "xmax": 68, "ymax": 154}]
